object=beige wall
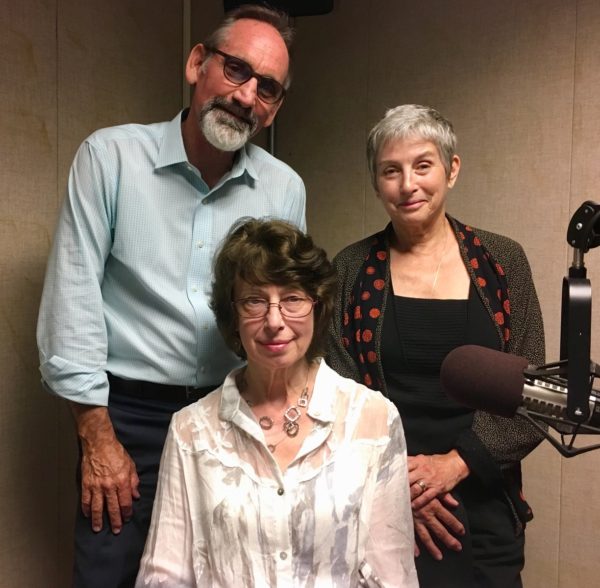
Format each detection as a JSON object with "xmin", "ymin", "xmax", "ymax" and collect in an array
[
  {"xmin": 278, "ymin": 1, "xmax": 600, "ymax": 587},
  {"xmin": 0, "ymin": 0, "xmax": 182, "ymax": 585},
  {"xmin": 2, "ymin": 0, "xmax": 600, "ymax": 586}
]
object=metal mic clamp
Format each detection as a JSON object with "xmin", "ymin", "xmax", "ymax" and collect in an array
[
  {"xmin": 561, "ymin": 201, "xmax": 600, "ymax": 422},
  {"xmin": 566, "ymin": 200, "xmax": 600, "ymax": 254}
]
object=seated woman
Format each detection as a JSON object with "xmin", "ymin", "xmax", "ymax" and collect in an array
[
  {"xmin": 327, "ymin": 104, "xmax": 546, "ymax": 587},
  {"xmin": 136, "ymin": 218, "xmax": 418, "ymax": 587}
]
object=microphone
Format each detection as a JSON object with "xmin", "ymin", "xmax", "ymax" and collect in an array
[{"xmin": 440, "ymin": 345, "xmax": 600, "ymax": 456}]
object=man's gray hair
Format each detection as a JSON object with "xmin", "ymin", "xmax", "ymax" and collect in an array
[
  {"xmin": 204, "ymin": 4, "xmax": 294, "ymax": 89},
  {"xmin": 366, "ymin": 104, "xmax": 458, "ymax": 188}
]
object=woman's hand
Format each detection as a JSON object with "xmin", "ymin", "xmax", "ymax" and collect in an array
[
  {"xmin": 408, "ymin": 450, "xmax": 469, "ymax": 509},
  {"xmin": 413, "ymin": 494, "xmax": 465, "ymax": 560}
]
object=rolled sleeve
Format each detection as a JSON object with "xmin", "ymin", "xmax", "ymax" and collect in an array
[
  {"xmin": 37, "ymin": 137, "xmax": 114, "ymax": 405},
  {"xmin": 39, "ymin": 355, "xmax": 109, "ymax": 406}
]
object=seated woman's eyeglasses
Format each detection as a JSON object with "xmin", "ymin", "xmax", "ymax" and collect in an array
[
  {"xmin": 233, "ymin": 296, "xmax": 316, "ymax": 318},
  {"xmin": 205, "ymin": 46, "xmax": 286, "ymax": 104}
]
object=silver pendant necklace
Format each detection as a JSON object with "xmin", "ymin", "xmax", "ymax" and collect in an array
[{"xmin": 241, "ymin": 367, "xmax": 311, "ymax": 453}]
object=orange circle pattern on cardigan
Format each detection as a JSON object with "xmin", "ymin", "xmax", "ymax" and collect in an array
[{"xmin": 341, "ymin": 220, "xmax": 511, "ymax": 391}]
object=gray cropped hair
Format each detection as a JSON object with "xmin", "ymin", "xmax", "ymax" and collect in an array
[
  {"xmin": 366, "ymin": 104, "xmax": 458, "ymax": 187},
  {"xmin": 203, "ymin": 4, "xmax": 295, "ymax": 89}
]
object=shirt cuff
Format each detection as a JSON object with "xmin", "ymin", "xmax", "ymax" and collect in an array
[{"xmin": 39, "ymin": 355, "xmax": 109, "ymax": 406}]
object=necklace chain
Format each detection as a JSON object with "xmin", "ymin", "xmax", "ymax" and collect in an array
[
  {"xmin": 430, "ymin": 223, "xmax": 449, "ymax": 296},
  {"xmin": 241, "ymin": 366, "xmax": 311, "ymax": 453}
]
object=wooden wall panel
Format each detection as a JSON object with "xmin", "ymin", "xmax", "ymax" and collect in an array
[
  {"xmin": 559, "ymin": 1, "xmax": 600, "ymax": 585},
  {"xmin": 0, "ymin": 0, "xmax": 183, "ymax": 585},
  {"xmin": 0, "ymin": 1, "xmax": 61, "ymax": 585}
]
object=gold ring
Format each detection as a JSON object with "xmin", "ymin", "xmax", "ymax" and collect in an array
[{"xmin": 416, "ymin": 479, "xmax": 427, "ymax": 492}]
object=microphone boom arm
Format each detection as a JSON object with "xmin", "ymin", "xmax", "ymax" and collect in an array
[
  {"xmin": 516, "ymin": 406, "xmax": 600, "ymax": 458},
  {"xmin": 520, "ymin": 360, "xmax": 600, "ymax": 457}
]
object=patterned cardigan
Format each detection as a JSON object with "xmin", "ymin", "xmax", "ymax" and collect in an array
[{"xmin": 326, "ymin": 216, "xmax": 546, "ymax": 528}]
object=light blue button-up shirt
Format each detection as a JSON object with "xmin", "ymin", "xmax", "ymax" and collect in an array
[{"xmin": 37, "ymin": 110, "xmax": 306, "ymax": 406}]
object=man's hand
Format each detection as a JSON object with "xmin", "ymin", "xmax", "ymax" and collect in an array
[
  {"xmin": 71, "ymin": 404, "xmax": 140, "ymax": 534},
  {"xmin": 413, "ymin": 494, "xmax": 465, "ymax": 560}
]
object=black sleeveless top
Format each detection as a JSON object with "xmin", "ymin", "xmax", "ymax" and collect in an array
[{"xmin": 381, "ymin": 284, "xmax": 499, "ymax": 456}]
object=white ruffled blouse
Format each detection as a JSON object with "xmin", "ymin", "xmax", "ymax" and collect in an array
[{"xmin": 136, "ymin": 359, "xmax": 418, "ymax": 587}]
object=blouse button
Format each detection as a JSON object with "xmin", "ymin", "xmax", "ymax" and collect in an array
[
  {"xmin": 277, "ymin": 488, "xmax": 284, "ymax": 496},
  {"xmin": 279, "ymin": 552, "xmax": 287, "ymax": 560}
]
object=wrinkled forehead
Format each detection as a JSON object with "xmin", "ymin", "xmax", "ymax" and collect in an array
[{"xmin": 220, "ymin": 19, "xmax": 289, "ymax": 81}]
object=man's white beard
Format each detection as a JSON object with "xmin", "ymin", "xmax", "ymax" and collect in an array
[{"xmin": 201, "ymin": 108, "xmax": 252, "ymax": 152}]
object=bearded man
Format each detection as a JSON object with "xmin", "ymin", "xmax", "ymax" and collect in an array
[{"xmin": 36, "ymin": 5, "xmax": 305, "ymax": 587}]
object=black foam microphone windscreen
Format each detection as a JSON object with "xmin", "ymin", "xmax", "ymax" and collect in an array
[{"xmin": 440, "ymin": 345, "xmax": 530, "ymax": 417}]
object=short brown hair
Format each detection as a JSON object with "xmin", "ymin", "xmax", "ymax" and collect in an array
[{"xmin": 211, "ymin": 218, "xmax": 337, "ymax": 361}]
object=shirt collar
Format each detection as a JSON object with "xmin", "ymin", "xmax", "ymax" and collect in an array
[
  {"xmin": 219, "ymin": 367, "xmax": 245, "ymax": 422},
  {"xmin": 219, "ymin": 360, "xmax": 336, "ymax": 426},
  {"xmin": 306, "ymin": 359, "xmax": 336, "ymax": 424},
  {"xmin": 233, "ymin": 142, "xmax": 259, "ymax": 182},
  {"xmin": 155, "ymin": 109, "xmax": 259, "ymax": 184},
  {"xmin": 155, "ymin": 110, "xmax": 189, "ymax": 169}
]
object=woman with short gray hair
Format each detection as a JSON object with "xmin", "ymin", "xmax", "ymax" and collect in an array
[{"xmin": 328, "ymin": 104, "xmax": 545, "ymax": 587}]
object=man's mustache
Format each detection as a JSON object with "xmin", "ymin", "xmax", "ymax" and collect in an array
[{"xmin": 206, "ymin": 97, "xmax": 257, "ymax": 129}]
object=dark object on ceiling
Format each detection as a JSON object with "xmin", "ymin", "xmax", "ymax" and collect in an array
[{"xmin": 223, "ymin": 1, "xmax": 333, "ymax": 17}]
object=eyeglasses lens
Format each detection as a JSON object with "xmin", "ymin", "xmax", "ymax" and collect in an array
[
  {"xmin": 280, "ymin": 299, "xmax": 311, "ymax": 317},
  {"xmin": 222, "ymin": 56, "xmax": 283, "ymax": 103},
  {"xmin": 235, "ymin": 298, "xmax": 313, "ymax": 318}
]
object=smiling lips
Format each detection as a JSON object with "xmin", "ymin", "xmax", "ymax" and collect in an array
[
  {"xmin": 219, "ymin": 105, "xmax": 252, "ymax": 126},
  {"xmin": 399, "ymin": 198, "xmax": 426, "ymax": 208},
  {"xmin": 213, "ymin": 100, "xmax": 255, "ymax": 127},
  {"xmin": 260, "ymin": 339, "xmax": 291, "ymax": 352}
]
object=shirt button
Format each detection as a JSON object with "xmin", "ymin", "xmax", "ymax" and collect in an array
[
  {"xmin": 191, "ymin": 286, "xmax": 198, "ymax": 292},
  {"xmin": 279, "ymin": 552, "xmax": 287, "ymax": 560},
  {"xmin": 197, "ymin": 241, "xmax": 204, "ymax": 248},
  {"xmin": 277, "ymin": 488, "xmax": 284, "ymax": 496}
]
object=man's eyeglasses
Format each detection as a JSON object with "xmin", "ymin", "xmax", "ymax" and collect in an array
[
  {"xmin": 233, "ymin": 296, "xmax": 316, "ymax": 319},
  {"xmin": 205, "ymin": 46, "xmax": 286, "ymax": 104}
]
